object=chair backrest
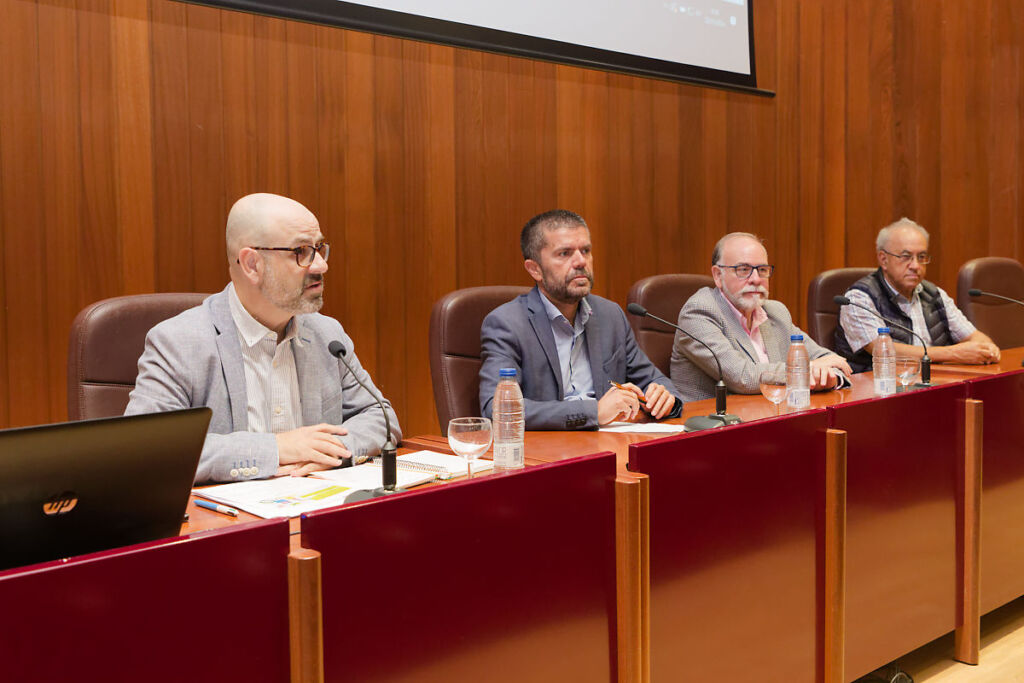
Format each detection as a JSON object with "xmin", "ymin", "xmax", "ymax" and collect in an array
[
  {"xmin": 957, "ymin": 257, "xmax": 1024, "ymax": 348},
  {"xmin": 805, "ymin": 268, "xmax": 875, "ymax": 350},
  {"xmin": 429, "ymin": 286, "xmax": 531, "ymax": 434},
  {"xmin": 67, "ymin": 293, "xmax": 209, "ymax": 421},
  {"xmin": 626, "ymin": 274, "xmax": 715, "ymax": 376}
]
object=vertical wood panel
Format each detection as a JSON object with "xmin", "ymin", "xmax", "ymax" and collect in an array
[
  {"xmin": 112, "ymin": 0, "xmax": 156, "ymax": 296},
  {"xmin": 3, "ymin": 0, "xmax": 1024, "ymax": 432},
  {"xmin": 401, "ymin": 41, "xmax": 456, "ymax": 437},
  {"xmin": 185, "ymin": 3, "xmax": 227, "ymax": 294},
  {"xmin": 371, "ymin": 34, "xmax": 408, "ymax": 430},
  {"xmin": 331, "ymin": 29, "xmax": 379, "ymax": 371},
  {"xmin": 508, "ymin": 57, "xmax": 558, "ymax": 277},
  {"xmin": 989, "ymin": 1, "xmax": 1021, "ymax": 259},
  {"xmin": 37, "ymin": 0, "xmax": 83, "ymax": 420},
  {"xmin": 220, "ymin": 10, "xmax": 257, "ymax": 204},
  {"xmin": 0, "ymin": 0, "xmax": 46, "ymax": 426},
  {"xmin": 78, "ymin": 0, "xmax": 120, "ymax": 303},
  {"xmin": 151, "ymin": 0, "xmax": 194, "ymax": 291},
  {"xmin": 284, "ymin": 20, "xmax": 320, "ymax": 210}
]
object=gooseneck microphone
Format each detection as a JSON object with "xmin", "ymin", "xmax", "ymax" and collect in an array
[
  {"xmin": 968, "ymin": 288, "xmax": 1024, "ymax": 308},
  {"xmin": 968, "ymin": 289, "xmax": 1024, "ymax": 367},
  {"xmin": 832, "ymin": 295, "xmax": 931, "ymax": 386},
  {"xmin": 626, "ymin": 303, "xmax": 741, "ymax": 431},
  {"xmin": 328, "ymin": 340, "xmax": 398, "ymax": 499}
]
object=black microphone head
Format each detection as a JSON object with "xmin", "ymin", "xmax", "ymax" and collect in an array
[
  {"xmin": 626, "ymin": 302, "xmax": 648, "ymax": 317},
  {"xmin": 328, "ymin": 340, "xmax": 347, "ymax": 358},
  {"xmin": 968, "ymin": 288, "xmax": 982, "ymax": 297},
  {"xmin": 833, "ymin": 295, "xmax": 851, "ymax": 306}
]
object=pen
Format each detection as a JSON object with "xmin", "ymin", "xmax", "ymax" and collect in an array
[
  {"xmin": 609, "ymin": 380, "xmax": 647, "ymax": 405},
  {"xmin": 195, "ymin": 499, "xmax": 240, "ymax": 517}
]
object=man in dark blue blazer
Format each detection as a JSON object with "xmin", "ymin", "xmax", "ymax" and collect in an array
[{"xmin": 479, "ymin": 210, "xmax": 684, "ymax": 430}]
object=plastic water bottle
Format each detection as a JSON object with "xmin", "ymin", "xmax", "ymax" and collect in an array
[
  {"xmin": 493, "ymin": 368, "xmax": 525, "ymax": 472},
  {"xmin": 786, "ymin": 335, "xmax": 810, "ymax": 410},
  {"xmin": 873, "ymin": 327, "xmax": 897, "ymax": 397}
]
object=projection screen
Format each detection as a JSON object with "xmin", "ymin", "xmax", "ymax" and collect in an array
[{"xmin": 185, "ymin": 0, "xmax": 767, "ymax": 94}]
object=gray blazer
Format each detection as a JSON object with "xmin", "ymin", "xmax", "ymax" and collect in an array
[
  {"xmin": 125, "ymin": 286, "xmax": 401, "ymax": 483},
  {"xmin": 669, "ymin": 286, "xmax": 835, "ymax": 402},
  {"xmin": 479, "ymin": 287, "xmax": 683, "ymax": 430}
]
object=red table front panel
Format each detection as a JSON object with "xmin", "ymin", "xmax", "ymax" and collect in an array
[
  {"xmin": 630, "ymin": 410, "xmax": 829, "ymax": 683},
  {"xmin": 302, "ymin": 453, "xmax": 618, "ymax": 683},
  {"xmin": 830, "ymin": 382, "xmax": 964, "ymax": 680},
  {"xmin": 0, "ymin": 519, "xmax": 291, "ymax": 683},
  {"xmin": 968, "ymin": 369, "xmax": 1024, "ymax": 613}
]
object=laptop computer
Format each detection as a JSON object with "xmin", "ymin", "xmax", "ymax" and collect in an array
[{"xmin": 0, "ymin": 407, "xmax": 211, "ymax": 571}]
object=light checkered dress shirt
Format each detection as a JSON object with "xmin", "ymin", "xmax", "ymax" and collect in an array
[{"xmin": 840, "ymin": 277, "xmax": 976, "ymax": 352}]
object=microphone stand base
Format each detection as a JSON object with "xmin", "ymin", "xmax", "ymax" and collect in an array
[
  {"xmin": 685, "ymin": 413, "xmax": 742, "ymax": 432},
  {"xmin": 343, "ymin": 486, "xmax": 402, "ymax": 503},
  {"xmin": 911, "ymin": 381, "xmax": 933, "ymax": 390}
]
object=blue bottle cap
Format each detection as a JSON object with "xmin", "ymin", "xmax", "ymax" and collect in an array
[
  {"xmin": 499, "ymin": 368, "xmax": 517, "ymax": 378},
  {"xmin": 877, "ymin": 327, "xmax": 891, "ymax": 334},
  {"xmin": 790, "ymin": 334, "xmax": 804, "ymax": 342}
]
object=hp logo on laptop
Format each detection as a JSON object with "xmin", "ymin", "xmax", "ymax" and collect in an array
[{"xmin": 43, "ymin": 492, "xmax": 79, "ymax": 516}]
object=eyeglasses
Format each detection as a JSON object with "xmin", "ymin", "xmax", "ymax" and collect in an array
[
  {"xmin": 716, "ymin": 263, "xmax": 774, "ymax": 279},
  {"xmin": 881, "ymin": 249, "xmax": 930, "ymax": 265},
  {"xmin": 249, "ymin": 241, "xmax": 330, "ymax": 267}
]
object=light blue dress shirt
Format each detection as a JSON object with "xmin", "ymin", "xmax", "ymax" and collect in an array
[{"xmin": 539, "ymin": 293, "xmax": 595, "ymax": 401}]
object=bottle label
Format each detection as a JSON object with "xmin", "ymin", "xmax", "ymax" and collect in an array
[
  {"xmin": 494, "ymin": 442, "xmax": 524, "ymax": 469},
  {"xmin": 786, "ymin": 388, "xmax": 810, "ymax": 409},
  {"xmin": 874, "ymin": 377, "xmax": 897, "ymax": 397}
]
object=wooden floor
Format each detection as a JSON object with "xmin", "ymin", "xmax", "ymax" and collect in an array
[{"xmin": 897, "ymin": 595, "xmax": 1024, "ymax": 682}]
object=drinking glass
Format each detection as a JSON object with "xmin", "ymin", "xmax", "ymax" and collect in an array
[
  {"xmin": 447, "ymin": 417, "xmax": 492, "ymax": 479},
  {"xmin": 895, "ymin": 356, "xmax": 921, "ymax": 392},
  {"xmin": 759, "ymin": 368, "xmax": 788, "ymax": 416}
]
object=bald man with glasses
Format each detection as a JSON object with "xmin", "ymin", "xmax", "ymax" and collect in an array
[
  {"xmin": 835, "ymin": 218, "xmax": 1000, "ymax": 373},
  {"xmin": 670, "ymin": 232, "xmax": 851, "ymax": 402},
  {"xmin": 126, "ymin": 193, "xmax": 400, "ymax": 483}
]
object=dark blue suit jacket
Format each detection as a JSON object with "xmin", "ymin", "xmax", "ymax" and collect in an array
[{"xmin": 479, "ymin": 287, "xmax": 683, "ymax": 430}]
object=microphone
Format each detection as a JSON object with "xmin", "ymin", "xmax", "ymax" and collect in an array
[
  {"xmin": 328, "ymin": 340, "xmax": 398, "ymax": 500},
  {"xmin": 968, "ymin": 289, "xmax": 1023, "ymax": 367},
  {"xmin": 832, "ymin": 295, "xmax": 931, "ymax": 386},
  {"xmin": 968, "ymin": 288, "xmax": 1024, "ymax": 307},
  {"xmin": 626, "ymin": 302, "xmax": 741, "ymax": 431}
]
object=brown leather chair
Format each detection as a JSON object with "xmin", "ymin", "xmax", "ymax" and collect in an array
[
  {"xmin": 429, "ymin": 286, "xmax": 531, "ymax": 434},
  {"xmin": 67, "ymin": 293, "xmax": 209, "ymax": 421},
  {"xmin": 805, "ymin": 267, "xmax": 875, "ymax": 350},
  {"xmin": 626, "ymin": 274, "xmax": 714, "ymax": 376},
  {"xmin": 957, "ymin": 257, "xmax": 1024, "ymax": 348}
]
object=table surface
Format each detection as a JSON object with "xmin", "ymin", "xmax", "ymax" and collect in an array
[
  {"xmin": 180, "ymin": 347, "xmax": 1024, "ymax": 536},
  {"xmin": 406, "ymin": 347, "xmax": 1024, "ymax": 468}
]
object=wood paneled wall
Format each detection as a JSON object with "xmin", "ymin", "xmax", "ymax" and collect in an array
[{"xmin": 1, "ymin": 0, "xmax": 1022, "ymax": 435}]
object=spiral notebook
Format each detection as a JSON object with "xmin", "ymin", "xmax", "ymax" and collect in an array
[{"xmin": 372, "ymin": 450, "xmax": 494, "ymax": 480}]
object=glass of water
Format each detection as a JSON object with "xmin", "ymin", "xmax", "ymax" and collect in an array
[
  {"xmin": 895, "ymin": 356, "xmax": 921, "ymax": 392},
  {"xmin": 759, "ymin": 368, "xmax": 788, "ymax": 416},
  {"xmin": 447, "ymin": 417, "xmax": 492, "ymax": 479}
]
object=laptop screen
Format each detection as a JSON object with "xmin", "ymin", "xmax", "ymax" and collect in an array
[{"xmin": 0, "ymin": 407, "xmax": 211, "ymax": 571}]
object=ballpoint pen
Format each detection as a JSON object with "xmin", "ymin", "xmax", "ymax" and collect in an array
[
  {"xmin": 609, "ymin": 380, "xmax": 647, "ymax": 405},
  {"xmin": 194, "ymin": 499, "xmax": 240, "ymax": 517}
]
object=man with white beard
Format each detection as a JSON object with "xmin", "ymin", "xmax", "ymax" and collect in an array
[{"xmin": 669, "ymin": 232, "xmax": 851, "ymax": 402}]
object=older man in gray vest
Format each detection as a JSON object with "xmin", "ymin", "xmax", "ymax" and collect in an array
[{"xmin": 835, "ymin": 218, "xmax": 1000, "ymax": 373}]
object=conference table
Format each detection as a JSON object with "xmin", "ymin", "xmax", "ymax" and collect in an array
[
  {"xmin": 403, "ymin": 347, "xmax": 1024, "ymax": 682},
  {"xmin": 2, "ymin": 348, "xmax": 1022, "ymax": 683}
]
